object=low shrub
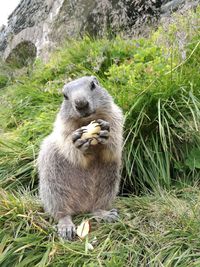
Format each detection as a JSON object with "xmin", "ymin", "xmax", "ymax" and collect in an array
[{"xmin": 0, "ymin": 74, "xmax": 8, "ymax": 88}]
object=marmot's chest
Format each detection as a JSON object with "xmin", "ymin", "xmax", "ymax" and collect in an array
[{"xmin": 83, "ymin": 146, "xmax": 116, "ymax": 166}]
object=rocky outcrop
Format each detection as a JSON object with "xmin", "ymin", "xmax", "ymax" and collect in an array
[
  {"xmin": 161, "ymin": 0, "xmax": 199, "ymax": 14},
  {"xmin": 0, "ymin": 0, "xmax": 199, "ymax": 65},
  {"xmin": 1, "ymin": 0, "xmax": 65, "ymax": 63}
]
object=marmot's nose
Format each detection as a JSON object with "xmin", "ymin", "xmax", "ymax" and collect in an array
[{"xmin": 75, "ymin": 99, "xmax": 89, "ymax": 111}]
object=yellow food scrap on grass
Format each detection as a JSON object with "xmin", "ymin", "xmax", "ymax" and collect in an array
[{"xmin": 76, "ymin": 220, "xmax": 90, "ymax": 239}]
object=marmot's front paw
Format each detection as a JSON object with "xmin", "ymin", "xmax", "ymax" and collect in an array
[
  {"xmin": 72, "ymin": 128, "xmax": 91, "ymax": 152},
  {"xmin": 96, "ymin": 119, "xmax": 110, "ymax": 132},
  {"xmin": 96, "ymin": 119, "xmax": 110, "ymax": 145},
  {"xmin": 96, "ymin": 129, "xmax": 109, "ymax": 144},
  {"xmin": 72, "ymin": 120, "xmax": 110, "ymax": 150},
  {"xmin": 79, "ymin": 121, "xmax": 100, "ymax": 145},
  {"xmin": 81, "ymin": 119, "xmax": 110, "ymax": 145},
  {"xmin": 72, "ymin": 128, "xmax": 84, "ymax": 143}
]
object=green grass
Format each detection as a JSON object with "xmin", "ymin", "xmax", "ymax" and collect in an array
[
  {"xmin": 0, "ymin": 7, "xmax": 200, "ymax": 266},
  {"xmin": 1, "ymin": 188, "xmax": 200, "ymax": 266}
]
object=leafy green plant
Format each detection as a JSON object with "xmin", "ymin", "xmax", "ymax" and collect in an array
[
  {"xmin": 185, "ymin": 147, "xmax": 200, "ymax": 170},
  {"xmin": 0, "ymin": 74, "xmax": 8, "ymax": 88}
]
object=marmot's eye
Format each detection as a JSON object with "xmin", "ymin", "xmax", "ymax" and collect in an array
[
  {"xmin": 90, "ymin": 81, "xmax": 96, "ymax": 91},
  {"xmin": 63, "ymin": 94, "xmax": 69, "ymax": 100}
]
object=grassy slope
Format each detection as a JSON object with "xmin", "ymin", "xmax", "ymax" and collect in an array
[
  {"xmin": 1, "ymin": 188, "xmax": 200, "ymax": 266},
  {"xmin": 0, "ymin": 9, "xmax": 200, "ymax": 267}
]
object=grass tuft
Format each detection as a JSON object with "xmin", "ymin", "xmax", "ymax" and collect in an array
[{"xmin": 1, "ymin": 188, "xmax": 200, "ymax": 266}]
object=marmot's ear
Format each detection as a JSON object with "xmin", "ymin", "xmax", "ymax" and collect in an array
[
  {"xmin": 62, "ymin": 84, "xmax": 69, "ymax": 100},
  {"xmin": 91, "ymin": 76, "xmax": 99, "ymax": 85}
]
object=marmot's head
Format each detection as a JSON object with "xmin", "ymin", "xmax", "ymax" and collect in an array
[{"xmin": 61, "ymin": 76, "xmax": 113, "ymax": 120}]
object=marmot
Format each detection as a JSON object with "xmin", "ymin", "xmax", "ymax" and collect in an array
[{"xmin": 37, "ymin": 76, "xmax": 123, "ymax": 240}]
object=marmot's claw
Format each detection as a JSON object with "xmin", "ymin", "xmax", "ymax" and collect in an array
[
  {"xmin": 93, "ymin": 209, "xmax": 119, "ymax": 222},
  {"xmin": 58, "ymin": 223, "xmax": 76, "ymax": 240},
  {"xmin": 104, "ymin": 209, "xmax": 119, "ymax": 222},
  {"xmin": 72, "ymin": 128, "xmax": 91, "ymax": 151},
  {"xmin": 79, "ymin": 140, "xmax": 91, "ymax": 151},
  {"xmin": 110, "ymin": 208, "xmax": 118, "ymax": 213},
  {"xmin": 97, "ymin": 137, "xmax": 108, "ymax": 145},
  {"xmin": 74, "ymin": 138, "xmax": 86, "ymax": 147},
  {"xmin": 97, "ymin": 130, "xmax": 109, "ymax": 144},
  {"xmin": 72, "ymin": 129, "xmax": 83, "ymax": 142},
  {"xmin": 96, "ymin": 119, "xmax": 110, "ymax": 131},
  {"xmin": 99, "ymin": 130, "xmax": 109, "ymax": 138},
  {"xmin": 74, "ymin": 138, "xmax": 90, "ymax": 151}
]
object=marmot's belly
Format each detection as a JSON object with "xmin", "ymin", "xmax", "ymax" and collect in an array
[
  {"xmin": 62, "ymin": 164, "xmax": 116, "ymax": 214},
  {"xmin": 63, "ymin": 175, "xmax": 106, "ymax": 213}
]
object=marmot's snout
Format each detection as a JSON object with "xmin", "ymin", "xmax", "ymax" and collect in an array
[
  {"xmin": 74, "ymin": 97, "xmax": 94, "ymax": 118},
  {"xmin": 75, "ymin": 99, "xmax": 89, "ymax": 110},
  {"xmin": 62, "ymin": 76, "xmax": 109, "ymax": 118}
]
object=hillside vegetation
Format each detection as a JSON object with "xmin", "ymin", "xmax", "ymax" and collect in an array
[{"xmin": 0, "ymin": 9, "xmax": 200, "ymax": 266}]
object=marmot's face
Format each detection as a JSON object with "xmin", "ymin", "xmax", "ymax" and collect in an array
[{"xmin": 62, "ymin": 76, "xmax": 111, "ymax": 119}]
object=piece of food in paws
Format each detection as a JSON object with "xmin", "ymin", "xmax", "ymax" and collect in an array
[
  {"xmin": 90, "ymin": 138, "xmax": 98, "ymax": 145},
  {"xmin": 81, "ymin": 121, "xmax": 101, "ymax": 140}
]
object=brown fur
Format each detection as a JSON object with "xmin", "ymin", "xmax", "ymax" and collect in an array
[{"xmin": 37, "ymin": 76, "xmax": 123, "ymax": 239}]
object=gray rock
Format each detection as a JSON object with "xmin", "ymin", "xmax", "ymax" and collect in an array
[
  {"xmin": 0, "ymin": 0, "xmax": 199, "ymax": 64},
  {"xmin": 161, "ymin": 0, "xmax": 186, "ymax": 14}
]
